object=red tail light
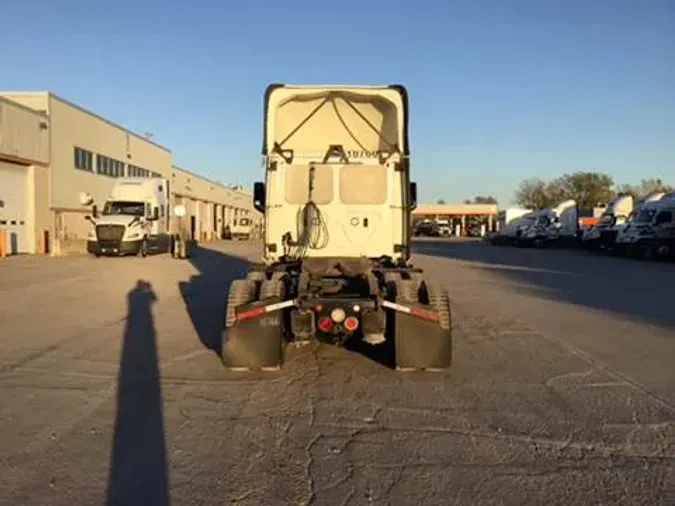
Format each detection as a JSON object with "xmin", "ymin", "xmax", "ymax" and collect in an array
[
  {"xmin": 344, "ymin": 316, "xmax": 359, "ymax": 331},
  {"xmin": 317, "ymin": 316, "xmax": 333, "ymax": 332}
]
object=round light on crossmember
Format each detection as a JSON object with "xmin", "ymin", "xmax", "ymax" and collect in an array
[
  {"xmin": 330, "ymin": 308, "xmax": 346, "ymax": 323},
  {"xmin": 317, "ymin": 316, "xmax": 333, "ymax": 332},
  {"xmin": 344, "ymin": 316, "xmax": 359, "ymax": 332},
  {"xmin": 352, "ymin": 305, "xmax": 360, "ymax": 312}
]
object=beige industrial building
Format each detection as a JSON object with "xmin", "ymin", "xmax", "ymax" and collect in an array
[{"xmin": 0, "ymin": 92, "xmax": 256, "ymax": 255}]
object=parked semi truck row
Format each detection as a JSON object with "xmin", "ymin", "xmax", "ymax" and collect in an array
[{"xmin": 490, "ymin": 200, "xmax": 578, "ymax": 248}]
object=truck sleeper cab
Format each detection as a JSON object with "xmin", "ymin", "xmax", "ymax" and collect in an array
[{"xmin": 220, "ymin": 84, "xmax": 452, "ymax": 373}]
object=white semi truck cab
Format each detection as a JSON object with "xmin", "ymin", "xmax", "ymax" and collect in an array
[
  {"xmin": 220, "ymin": 84, "xmax": 453, "ymax": 373},
  {"xmin": 86, "ymin": 177, "xmax": 173, "ymax": 257},
  {"xmin": 519, "ymin": 199, "xmax": 578, "ymax": 247},
  {"xmin": 231, "ymin": 217, "xmax": 253, "ymax": 240},
  {"xmin": 615, "ymin": 192, "xmax": 675, "ymax": 258},
  {"xmin": 582, "ymin": 194, "xmax": 633, "ymax": 249}
]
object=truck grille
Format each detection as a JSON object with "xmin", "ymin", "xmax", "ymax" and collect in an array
[{"xmin": 96, "ymin": 224, "xmax": 125, "ymax": 242}]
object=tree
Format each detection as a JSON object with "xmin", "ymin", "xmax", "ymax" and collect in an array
[
  {"xmin": 473, "ymin": 195, "xmax": 498, "ymax": 205},
  {"xmin": 549, "ymin": 171, "xmax": 615, "ymax": 209},
  {"xmin": 462, "ymin": 196, "xmax": 498, "ymax": 205},
  {"xmin": 436, "ymin": 198, "xmax": 446, "ymax": 205},
  {"xmin": 615, "ymin": 178, "xmax": 674, "ymax": 200},
  {"xmin": 513, "ymin": 178, "xmax": 559, "ymax": 209}
]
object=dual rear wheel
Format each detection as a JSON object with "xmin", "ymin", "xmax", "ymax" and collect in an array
[{"xmin": 222, "ymin": 272, "xmax": 453, "ymax": 372}]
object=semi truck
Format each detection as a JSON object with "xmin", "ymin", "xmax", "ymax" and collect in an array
[
  {"xmin": 489, "ymin": 208, "xmax": 533, "ymax": 245},
  {"xmin": 230, "ymin": 217, "xmax": 253, "ymax": 240},
  {"xmin": 221, "ymin": 84, "xmax": 452, "ymax": 372},
  {"xmin": 581, "ymin": 194, "xmax": 633, "ymax": 250},
  {"xmin": 518, "ymin": 199, "xmax": 578, "ymax": 248},
  {"xmin": 615, "ymin": 192, "xmax": 675, "ymax": 259},
  {"xmin": 85, "ymin": 177, "xmax": 174, "ymax": 257}
]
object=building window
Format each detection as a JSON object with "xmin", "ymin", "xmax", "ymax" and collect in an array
[
  {"xmin": 74, "ymin": 147, "xmax": 93, "ymax": 172},
  {"xmin": 128, "ymin": 164, "xmax": 150, "ymax": 178},
  {"xmin": 96, "ymin": 154, "xmax": 125, "ymax": 178}
]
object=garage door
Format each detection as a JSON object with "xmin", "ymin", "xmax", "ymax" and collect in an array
[{"xmin": 0, "ymin": 161, "xmax": 29, "ymax": 254}]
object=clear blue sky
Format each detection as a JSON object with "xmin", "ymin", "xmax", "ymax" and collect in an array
[{"xmin": 2, "ymin": 0, "xmax": 673, "ymax": 205}]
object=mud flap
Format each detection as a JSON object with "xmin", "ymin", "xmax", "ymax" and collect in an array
[
  {"xmin": 221, "ymin": 298, "xmax": 285, "ymax": 370},
  {"xmin": 391, "ymin": 304, "xmax": 452, "ymax": 370}
]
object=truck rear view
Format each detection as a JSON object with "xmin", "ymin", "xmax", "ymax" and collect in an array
[{"xmin": 221, "ymin": 84, "xmax": 453, "ymax": 373}]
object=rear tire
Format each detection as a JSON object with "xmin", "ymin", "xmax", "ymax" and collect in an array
[
  {"xmin": 259, "ymin": 277, "xmax": 287, "ymax": 300},
  {"xmin": 425, "ymin": 282, "xmax": 452, "ymax": 332},
  {"xmin": 222, "ymin": 277, "xmax": 284, "ymax": 371},
  {"xmin": 393, "ymin": 279, "xmax": 453, "ymax": 372},
  {"xmin": 396, "ymin": 279, "xmax": 419, "ymax": 303},
  {"xmin": 224, "ymin": 279, "xmax": 257, "ymax": 328}
]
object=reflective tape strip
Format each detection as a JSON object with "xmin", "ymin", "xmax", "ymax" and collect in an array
[
  {"xmin": 264, "ymin": 299, "xmax": 296, "ymax": 312},
  {"xmin": 381, "ymin": 300, "xmax": 411, "ymax": 314},
  {"xmin": 236, "ymin": 299, "xmax": 297, "ymax": 322},
  {"xmin": 381, "ymin": 300, "xmax": 440, "ymax": 323}
]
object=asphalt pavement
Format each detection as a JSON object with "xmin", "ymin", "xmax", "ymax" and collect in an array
[{"xmin": 0, "ymin": 239, "xmax": 673, "ymax": 506}]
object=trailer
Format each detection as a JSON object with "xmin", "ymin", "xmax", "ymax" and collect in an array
[{"xmin": 221, "ymin": 84, "xmax": 452, "ymax": 372}]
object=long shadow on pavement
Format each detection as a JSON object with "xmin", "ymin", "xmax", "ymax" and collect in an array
[
  {"xmin": 413, "ymin": 239, "xmax": 675, "ymax": 330},
  {"xmin": 106, "ymin": 280, "xmax": 169, "ymax": 506},
  {"xmin": 179, "ymin": 244, "xmax": 252, "ymax": 354}
]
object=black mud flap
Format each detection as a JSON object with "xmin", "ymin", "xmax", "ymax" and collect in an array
[
  {"xmin": 389, "ymin": 303, "xmax": 452, "ymax": 370},
  {"xmin": 221, "ymin": 298, "xmax": 286, "ymax": 370}
]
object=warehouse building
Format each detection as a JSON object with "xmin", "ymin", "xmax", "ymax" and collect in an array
[
  {"xmin": 0, "ymin": 92, "xmax": 256, "ymax": 255},
  {"xmin": 170, "ymin": 165, "xmax": 254, "ymax": 243}
]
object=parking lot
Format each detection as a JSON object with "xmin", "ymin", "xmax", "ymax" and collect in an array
[{"xmin": 1, "ymin": 240, "xmax": 673, "ymax": 506}]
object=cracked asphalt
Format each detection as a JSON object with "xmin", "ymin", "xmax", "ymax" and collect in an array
[{"xmin": 0, "ymin": 239, "xmax": 673, "ymax": 506}]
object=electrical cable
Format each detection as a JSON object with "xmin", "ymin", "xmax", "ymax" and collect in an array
[
  {"xmin": 288, "ymin": 165, "xmax": 330, "ymax": 260},
  {"xmin": 291, "ymin": 200, "xmax": 329, "ymax": 259}
]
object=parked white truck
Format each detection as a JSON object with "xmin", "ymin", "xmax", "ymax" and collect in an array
[
  {"xmin": 435, "ymin": 219, "xmax": 452, "ymax": 237},
  {"xmin": 230, "ymin": 217, "xmax": 253, "ymax": 240},
  {"xmin": 86, "ymin": 177, "xmax": 173, "ymax": 257},
  {"xmin": 518, "ymin": 200, "xmax": 578, "ymax": 248},
  {"xmin": 489, "ymin": 208, "xmax": 533, "ymax": 245},
  {"xmin": 614, "ymin": 192, "xmax": 675, "ymax": 259},
  {"xmin": 581, "ymin": 194, "xmax": 633, "ymax": 249}
]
